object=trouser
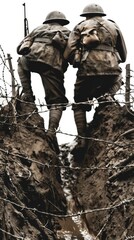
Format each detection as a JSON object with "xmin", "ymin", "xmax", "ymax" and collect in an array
[
  {"xmin": 73, "ymin": 74, "xmax": 123, "ymax": 111},
  {"xmin": 17, "ymin": 57, "xmax": 68, "ymax": 108},
  {"xmin": 72, "ymin": 75, "xmax": 123, "ymax": 139}
]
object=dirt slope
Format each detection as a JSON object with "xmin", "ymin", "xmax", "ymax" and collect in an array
[
  {"xmin": 0, "ymin": 99, "xmax": 66, "ymax": 239},
  {"xmin": 70, "ymin": 103, "xmax": 134, "ymax": 239},
  {"xmin": 0, "ymin": 97, "xmax": 133, "ymax": 239}
]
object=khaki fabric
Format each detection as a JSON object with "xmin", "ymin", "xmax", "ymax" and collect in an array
[
  {"xmin": 17, "ymin": 23, "xmax": 70, "ymax": 73},
  {"xmin": 64, "ymin": 16, "xmax": 127, "ymax": 76}
]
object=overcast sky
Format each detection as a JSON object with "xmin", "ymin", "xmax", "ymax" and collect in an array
[{"xmin": 0, "ymin": 0, "xmax": 133, "ymax": 144}]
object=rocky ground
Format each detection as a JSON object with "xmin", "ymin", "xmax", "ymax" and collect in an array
[{"xmin": 0, "ymin": 96, "xmax": 133, "ymax": 239}]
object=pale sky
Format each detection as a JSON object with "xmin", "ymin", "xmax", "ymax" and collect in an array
[{"xmin": 0, "ymin": 1, "xmax": 133, "ymax": 144}]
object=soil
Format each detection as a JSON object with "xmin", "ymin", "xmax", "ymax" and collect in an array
[{"xmin": 0, "ymin": 97, "xmax": 133, "ymax": 240}]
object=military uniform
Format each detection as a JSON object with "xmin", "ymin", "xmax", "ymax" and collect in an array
[
  {"xmin": 64, "ymin": 4, "xmax": 127, "ymax": 156},
  {"xmin": 17, "ymin": 11, "xmax": 70, "ymax": 154},
  {"xmin": 17, "ymin": 18, "xmax": 70, "ymax": 107}
]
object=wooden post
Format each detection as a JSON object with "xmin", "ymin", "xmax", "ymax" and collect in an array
[
  {"xmin": 7, "ymin": 54, "xmax": 17, "ymax": 124},
  {"xmin": 7, "ymin": 54, "xmax": 16, "ymax": 97},
  {"xmin": 125, "ymin": 64, "xmax": 130, "ymax": 109}
]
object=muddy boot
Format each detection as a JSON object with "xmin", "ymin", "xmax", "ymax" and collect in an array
[
  {"xmin": 46, "ymin": 107, "xmax": 63, "ymax": 154},
  {"xmin": 71, "ymin": 137, "xmax": 86, "ymax": 156},
  {"xmin": 21, "ymin": 91, "xmax": 35, "ymax": 102},
  {"xmin": 46, "ymin": 131, "xmax": 60, "ymax": 154}
]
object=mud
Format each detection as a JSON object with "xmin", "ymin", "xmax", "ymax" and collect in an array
[{"xmin": 0, "ymin": 98, "xmax": 133, "ymax": 239}]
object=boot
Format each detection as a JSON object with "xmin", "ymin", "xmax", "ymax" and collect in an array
[
  {"xmin": 21, "ymin": 90, "xmax": 35, "ymax": 102},
  {"xmin": 71, "ymin": 109, "xmax": 87, "ymax": 157},
  {"xmin": 46, "ymin": 107, "xmax": 63, "ymax": 154}
]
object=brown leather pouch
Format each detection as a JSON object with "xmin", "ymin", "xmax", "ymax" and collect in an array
[
  {"xmin": 18, "ymin": 40, "xmax": 32, "ymax": 55},
  {"xmin": 82, "ymin": 29, "xmax": 100, "ymax": 48}
]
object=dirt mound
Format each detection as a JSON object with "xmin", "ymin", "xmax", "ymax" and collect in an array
[
  {"xmin": 0, "ymin": 100, "xmax": 66, "ymax": 239},
  {"xmin": 72, "ymin": 104, "xmax": 134, "ymax": 239},
  {"xmin": 0, "ymin": 98, "xmax": 133, "ymax": 239}
]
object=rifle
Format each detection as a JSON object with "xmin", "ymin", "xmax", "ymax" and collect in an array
[
  {"xmin": 23, "ymin": 3, "xmax": 29, "ymax": 37},
  {"xmin": 18, "ymin": 3, "xmax": 31, "ymax": 55}
]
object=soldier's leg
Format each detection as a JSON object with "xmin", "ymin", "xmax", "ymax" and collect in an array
[
  {"xmin": 45, "ymin": 106, "xmax": 63, "ymax": 155},
  {"xmin": 47, "ymin": 106, "xmax": 63, "ymax": 134},
  {"xmin": 71, "ymin": 76, "xmax": 92, "ymax": 157},
  {"xmin": 71, "ymin": 106, "xmax": 87, "ymax": 156},
  {"xmin": 40, "ymin": 69, "xmax": 68, "ymax": 134},
  {"xmin": 17, "ymin": 57, "xmax": 35, "ymax": 102},
  {"xmin": 97, "ymin": 75, "xmax": 123, "ymax": 105},
  {"xmin": 40, "ymin": 69, "xmax": 68, "ymax": 154},
  {"xmin": 108, "ymin": 75, "xmax": 123, "ymax": 95}
]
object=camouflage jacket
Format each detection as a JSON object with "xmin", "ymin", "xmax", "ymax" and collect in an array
[
  {"xmin": 64, "ymin": 16, "xmax": 127, "ymax": 76},
  {"xmin": 17, "ymin": 23, "xmax": 70, "ymax": 73}
]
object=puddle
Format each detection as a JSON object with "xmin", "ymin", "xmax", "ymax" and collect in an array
[{"xmin": 57, "ymin": 147, "xmax": 96, "ymax": 240}]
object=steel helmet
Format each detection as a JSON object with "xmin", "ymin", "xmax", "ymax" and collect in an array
[
  {"xmin": 43, "ymin": 11, "xmax": 69, "ymax": 25},
  {"xmin": 80, "ymin": 3, "xmax": 106, "ymax": 17}
]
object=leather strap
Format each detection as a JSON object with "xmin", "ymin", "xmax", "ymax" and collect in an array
[{"xmin": 34, "ymin": 37, "xmax": 52, "ymax": 43}]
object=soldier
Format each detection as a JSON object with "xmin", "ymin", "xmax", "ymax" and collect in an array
[
  {"xmin": 17, "ymin": 11, "xmax": 70, "ymax": 154},
  {"xmin": 64, "ymin": 3, "xmax": 127, "ymax": 156}
]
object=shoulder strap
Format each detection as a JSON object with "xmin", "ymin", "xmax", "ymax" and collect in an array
[
  {"xmin": 97, "ymin": 19, "xmax": 116, "ymax": 47},
  {"xmin": 97, "ymin": 19, "xmax": 127, "ymax": 62}
]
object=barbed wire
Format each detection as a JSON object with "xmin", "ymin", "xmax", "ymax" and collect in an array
[
  {"xmin": 0, "ymin": 45, "xmax": 133, "ymax": 111},
  {"xmin": 0, "ymin": 196, "xmax": 133, "ymax": 219},
  {"xmin": 1, "ymin": 149, "xmax": 132, "ymax": 237},
  {"xmin": 0, "ymin": 45, "xmax": 133, "ymax": 168},
  {"xmin": 0, "ymin": 46, "xmax": 133, "ymax": 238},
  {"xmin": 0, "ymin": 144, "xmax": 134, "ymax": 172},
  {"xmin": 125, "ymin": 237, "xmax": 134, "ymax": 240},
  {"xmin": 0, "ymin": 145, "xmax": 133, "ymax": 237},
  {"xmin": 0, "ymin": 227, "xmax": 24, "ymax": 239},
  {"xmin": 0, "ymin": 95, "xmax": 133, "ymax": 120}
]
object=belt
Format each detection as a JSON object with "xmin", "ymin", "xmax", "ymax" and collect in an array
[
  {"xmin": 34, "ymin": 37, "xmax": 52, "ymax": 44},
  {"xmin": 93, "ymin": 44, "xmax": 115, "ymax": 52}
]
